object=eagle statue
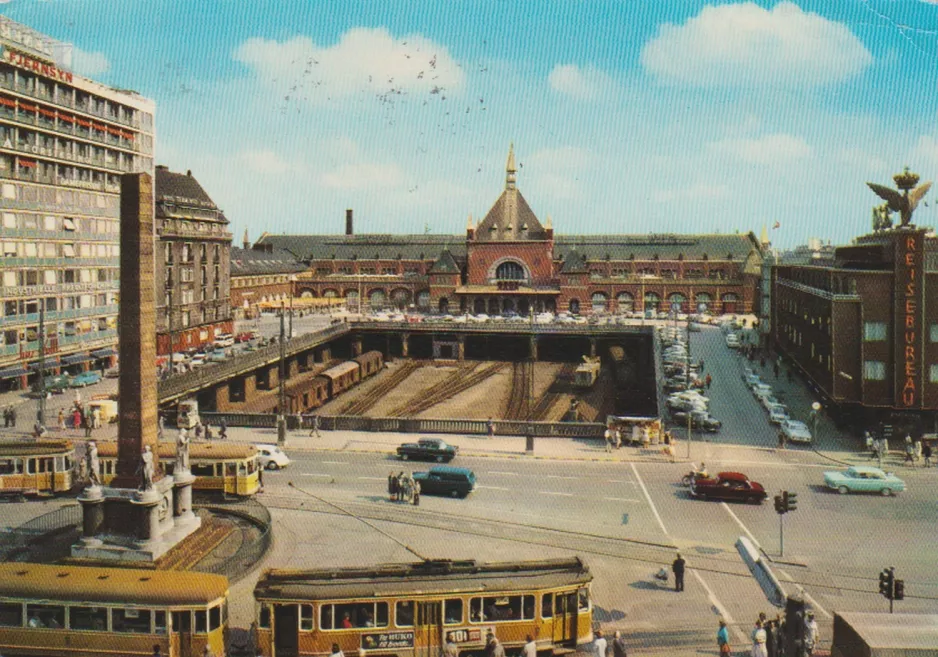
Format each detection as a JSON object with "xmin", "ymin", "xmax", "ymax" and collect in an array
[{"xmin": 867, "ymin": 169, "xmax": 932, "ymax": 228}]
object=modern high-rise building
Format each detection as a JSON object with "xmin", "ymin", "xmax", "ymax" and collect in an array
[{"xmin": 0, "ymin": 17, "xmax": 154, "ymax": 391}]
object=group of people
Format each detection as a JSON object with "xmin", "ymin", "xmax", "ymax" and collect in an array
[
  {"xmin": 2, "ymin": 405, "xmax": 17, "ymax": 428},
  {"xmin": 592, "ymin": 629, "xmax": 629, "ymax": 657},
  {"xmin": 388, "ymin": 471, "xmax": 421, "ymax": 505},
  {"xmin": 716, "ymin": 609, "xmax": 819, "ymax": 657},
  {"xmin": 603, "ymin": 423, "xmax": 664, "ymax": 452},
  {"xmin": 864, "ymin": 431, "xmax": 935, "ymax": 467}
]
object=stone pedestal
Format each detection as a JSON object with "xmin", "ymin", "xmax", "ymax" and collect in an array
[
  {"xmin": 77, "ymin": 485, "xmax": 105, "ymax": 548},
  {"xmin": 172, "ymin": 469, "xmax": 198, "ymax": 526}
]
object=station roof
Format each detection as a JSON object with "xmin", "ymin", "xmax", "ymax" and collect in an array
[{"xmin": 231, "ymin": 246, "xmax": 308, "ymax": 277}]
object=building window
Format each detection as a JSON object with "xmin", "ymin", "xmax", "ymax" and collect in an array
[
  {"xmin": 863, "ymin": 361, "xmax": 886, "ymax": 381},
  {"xmin": 864, "ymin": 322, "xmax": 887, "ymax": 341},
  {"xmin": 930, "ymin": 364, "xmax": 938, "ymax": 384},
  {"xmin": 495, "ymin": 261, "xmax": 525, "ymax": 281},
  {"xmin": 930, "ymin": 324, "xmax": 938, "ymax": 343}
]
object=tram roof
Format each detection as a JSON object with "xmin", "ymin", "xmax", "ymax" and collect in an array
[
  {"xmin": 93, "ymin": 441, "xmax": 257, "ymax": 460},
  {"xmin": 0, "ymin": 563, "xmax": 228, "ymax": 606},
  {"xmin": 254, "ymin": 558, "xmax": 592, "ymax": 601},
  {"xmin": 0, "ymin": 440, "xmax": 73, "ymax": 456}
]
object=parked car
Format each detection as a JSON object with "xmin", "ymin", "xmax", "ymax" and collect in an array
[
  {"xmin": 397, "ymin": 438, "xmax": 459, "ymax": 463},
  {"xmin": 690, "ymin": 471, "xmax": 767, "ymax": 504},
  {"xmin": 28, "ymin": 375, "xmax": 71, "ymax": 398},
  {"xmin": 69, "ymin": 371, "xmax": 102, "ymax": 388},
  {"xmin": 236, "ymin": 331, "xmax": 258, "ymax": 343},
  {"xmin": 752, "ymin": 383, "xmax": 773, "ymax": 398},
  {"xmin": 104, "ymin": 367, "xmax": 120, "ymax": 379},
  {"xmin": 213, "ymin": 334, "xmax": 235, "ymax": 348},
  {"xmin": 823, "ymin": 466, "xmax": 905, "ymax": 496},
  {"xmin": 189, "ymin": 354, "xmax": 207, "ymax": 367},
  {"xmin": 725, "ymin": 334, "xmax": 740, "ymax": 348},
  {"xmin": 671, "ymin": 410, "xmax": 722, "ymax": 432},
  {"xmin": 780, "ymin": 419, "xmax": 812, "ymax": 444},
  {"xmin": 207, "ymin": 350, "xmax": 229, "ymax": 363},
  {"xmin": 760, "ymin": 394, "xmax": 783, "ymax": 411},
  {"xmin": 412, "ymin": 465, "xmax": 476, "ymax": 498},
  {"xmin": 767, "ymin": 405, "xmax": 790, "ymax": 425},
  {"xmin": 254, "ymin": 444, "xmax": 291, "ymax": 470}
]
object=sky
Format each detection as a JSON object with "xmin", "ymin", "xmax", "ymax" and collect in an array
[{"xmin": 3, "ymin": 0, "xmax": 938, "ymax": 248}]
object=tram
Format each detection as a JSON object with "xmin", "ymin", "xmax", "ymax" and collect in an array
[
  {"xmin": 95, "ymin": 441, "xmax": 261, "ymax": 496},
  {"xmin": 253, "ymin": 557, "xmax": 593, "ymax": 657},
  {"xmin": 0, "ymin": 562, "xmax": 228, "ymax": 657},
  {"xmin": 0, "ymin": 440, "xmax": 75, "ymax": 497}
]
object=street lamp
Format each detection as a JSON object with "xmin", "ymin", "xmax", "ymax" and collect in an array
[
  {"xmin": 638, "ymin": 274, "xmax": 660, "ymax": 326},
  {"xmin": 288, "ymin": 274, "xmax": 297, "ymax": 339}
]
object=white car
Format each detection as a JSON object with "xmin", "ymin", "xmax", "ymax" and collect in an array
[
  {"xmin": 254, "ymin": 444, "xmax": 291, "ymax": 470},
  {"xmin": 725, "ymin": 334, "xmax": 740, "ymax": 348},
  {"xmin": 768, "ymin": 406, "xmax": 790, "ymax": 425},
  {"xmin": 780, "ymin": 420, "xmax": 812, "ymax": 444},
  {"xmin": 751, "ymin": 383, "xmax": 772, "ymax": 398}
]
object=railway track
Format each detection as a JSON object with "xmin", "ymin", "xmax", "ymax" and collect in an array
[
  {"xmin": 530, "ymin": 363, "xmax": 577, "ymax": 421},
  {"xmin": 504, "ymin": 362, "xmax": 532, "ymax": 421},
  {"xmin": 390, "ymin": 361, "xmax": 506, "ymax": 417},
  {"xmin": 338, "ymin": 361, "xmax": 422, "ymax": 416}
]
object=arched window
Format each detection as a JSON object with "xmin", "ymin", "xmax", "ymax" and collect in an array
[
  {"xmin": 369, "ymin": 289, "xmax": 387, "ymax": 307},
  {"xmin": 668, "ymin": 293, "xmax": 686, "ymax": 313},
  {"xmin": 416, "ymin": 290, "xmax": 430, "ymax": 309},
  {"xmin": 300, "ymin": 290, "xmax": 314, "ymax": 298},
  {"xmin": 322, "ymin": 289, "xmax": 338, "ymax": 298},
  {"xmin": 438, "ymin": 298, "xmax": 450, "ymax": 314},
  {"xmin": 591, "ymin": 292, "xmax": 608, "ymax": 313},
  {"xmin": 473, "ymin": 299, "xmax": 486, "ymax": 315},
  {"xmin": 695, "ymin": 292, "xmax": 712, "ymax": 313},
  {"xmin": 495, "ymin": 261, "xmax": 526, "ymax": 281},
  {"xmin": 721, "ymin": 293, "xmax": 739, "ymax": 314},
  {"xmin": 391, "ymin": 288, "xmax": 410, "ymax": 308},
  {"xmin": 569, "ymin": 298, "xmax": 581, "ymax": 314},
  {"xmin": 616, "ymin": 292, "xmax": 634, "ymax": 313},
  {"xmin": 643, "ymin": 292, "xmax": 660, "ymax": 312}
]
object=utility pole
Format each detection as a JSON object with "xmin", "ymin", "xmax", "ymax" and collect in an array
[
  {"xmin": 277, "ymin": 302, "xmax": 287, "ymax": 445},
  {"xmin": 37, "ymin": 302, "xmax": 46, "ymax": 427},
  {"xmin": 686, "ymin": 310, "xmax": 692, "ymax": 458}
]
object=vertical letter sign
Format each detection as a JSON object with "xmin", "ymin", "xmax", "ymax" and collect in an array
[{"xmin": 895, "ymin": 230, "xmax": 925, "ymax": 408}]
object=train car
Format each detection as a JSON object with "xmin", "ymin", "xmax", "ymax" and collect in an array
[
  {"xmin": 95, "ymin": 442, "xmax": 260, "ymax": 496},
  {"xmin": 573, "ymin": 357, "xmax": 601, "ymax": 389},
  {"xmin": 0, "ymin": 440, "xmax": 75, "ymax": 497},
  {"xmin": 254, "ymin": 557, "xmax": 593, "ymax": 657},
  {"xmin": 353, "ymin": 350, "xmax": 385, "ymax": 379},
  {"xmin": 285, "ymin": 374, "xmax": 331, "ymax": 414},
  {"xmin": 0, "ymin": 562, "xmax": 228, "ymax": 657},
  {"xmin": 319, "ymin": 361, "xmax": 361, "ymax": 397}
]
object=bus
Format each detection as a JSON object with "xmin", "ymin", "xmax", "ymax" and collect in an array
[
  {"xmin": 0, "ymin": 440, "xmax": 75, "ymax": 497},
  {"xmin": 95, "ymin": 441, "xmax": 261, "ymax": 497},
  {"xmin": 253, "ymin": 557, "xmax": 593, "ymax": 657},
  {"xmin": 0, "ymin": 562, "xmax": 228, "ymax": 657}
]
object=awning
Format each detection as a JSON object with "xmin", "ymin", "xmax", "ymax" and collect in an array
[
  {"xmin": 27, "ymin": 362, "xmax": 58, "ymax": 371},
  {"xmin": 61, "ymin": 353, "xmax": 92, "ymax": 365},
  {"xmin": 91, "ymin": 348, "xmax": 116, "ymax": 358},
  {"xmin": 0, "ymin": 367, "xmax": 28, "ymax": 379}
]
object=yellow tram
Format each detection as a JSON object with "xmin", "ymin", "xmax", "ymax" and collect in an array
[
  {"xmin": 0, "ymin": 562, "xmax": 228, "ymax": 657},
  {"xmin": 253, "ymin": 558, "xmax": 593, "ymax": 657},
  {"xmin": 95, "ymin": 441, "xmax": 261, "ymax": 496},
  {"xmin": 0, "ymin": 440, "xmax": 75, "ymax": 496}
]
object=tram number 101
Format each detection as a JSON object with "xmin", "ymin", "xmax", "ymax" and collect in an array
[{"xmin": 446, "ymin": 629, "xmax": 484, "ymax": 644}]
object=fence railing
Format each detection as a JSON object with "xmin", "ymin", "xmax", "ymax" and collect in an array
[{"xmin": 196, "ymin": 411, "xmax": 606, "ymax": 438}]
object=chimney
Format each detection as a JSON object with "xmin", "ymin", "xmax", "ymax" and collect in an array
[
  {"xmin": 346, "ymin": 208, "xmax": 353, "ymax": 236},
  {"xmin": 242, "ymin": 227, "xmax": 250, "ymax": 250}
]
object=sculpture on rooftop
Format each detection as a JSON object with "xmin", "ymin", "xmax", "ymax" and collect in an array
[
  {"xmin": 871, "ymin": 203, "xmax": 893, "ymax": 232},
  {"xmin": 867, "ymin": 168, "xmax": 932, "ymax": 229}
]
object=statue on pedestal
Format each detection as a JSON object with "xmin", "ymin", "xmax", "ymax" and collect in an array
[
  {"xmin": 176, "ymin": 429, "xmax": 190, "ymax": 473},
  {"xmin": 86, "ymin": 441, "xmax": 100, "ymax": 486},
  {"xmin": 868, "ymin": 168, "xmax": 932, "ymax": 228},
  {"xmin": 138, "ymin": 445, "xmax": 154, "ymax": 491}
]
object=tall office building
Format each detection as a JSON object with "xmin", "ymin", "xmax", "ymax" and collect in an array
[{"xmin": 0, "ymin": 17, "xmax": 154, "ymax": 391}]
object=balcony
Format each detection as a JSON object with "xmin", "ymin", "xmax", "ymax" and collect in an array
[
  {"xmin": 1, "ymin": 79, "xmax": 144, "ymax": 129},
  {"xmin": 0, "ymin": 107, "xmax": 149, "ymax": 156},
  {"xmin": 0, "ymin": 305, "xmax": 119, "ymax": 328},
  {"xmin": 0, "ymin": 256, "xmax": 119, "ymax": 267}
]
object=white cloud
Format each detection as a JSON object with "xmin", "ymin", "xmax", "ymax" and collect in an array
[
  {"xmin": 652, "ymin": 183, "xmax": 731, "ymax": 203},
  {"xmin": 72, "ymin": 47, "xmax": 110, "ymax": 76},
  {"xmin": 238, "ymin": 150, "xmax": 291, "ymax": 175},
  {"xmin": 640, "ymin": 1, "xmax": 872, "ymax": 87},
  {"xmin": 320, "ymin": 162, "xmax": 404, "ymax": 190},
  {"xmin": 547, "ymin": 64, "xmax": 613, "ymax": 99},
  {"xmin": 836, "ymin": 147, "xmax": 885, "ymax": 172},
  {"xmin": 234, "ymin": 28, "xmax": 463, "ymax": 102},
  {"xmin": 528, "ymin": 146, "xmax": 592, "ymax": 171},
  {"xmin": 710, "ymin": 133, "xmax": 811, "ymax": 165}
]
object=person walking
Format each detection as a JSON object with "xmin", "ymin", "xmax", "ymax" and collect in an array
[
  {"xmin": 412, "ymin": 480, "xmax": 421, "ymax": 506},
  {"xmin": 9, "ymin": 405, "xmax": 16, "ymax": 428},
  {"xmin": 2, "ymin": 406, "xmax": 8, "ymax": 428},
  {"xmin": 773, "ymin": 362, "xmax": 780, "ymax": 379},
  {"xmin": 388, "ymin": 472, "xmax": 398, "ymax": 501},
  {"xmin": 923, "ymin": 441, "xmax": 933, "ymax": 467},
  {"xmin": 914, "ymin": 438, "xmax": 922, "ymax": 463},
  {"xmin": 803, "ymin": 611, "xmax": 819, "ymax": 657},
  {"xmin": 310, "ymin": 415, "xmax": 321, "ymax": 438},
  {"xmin": 219, "ymin": 419, "xmax": 228, "ymax": 440},
  {"xmin": 490, "ymin": 636, "xmax": 506, "ymax": 657},
  {"xmin": 522, "ymin": 635, "xmax": 538, "ymax": 657},
  {"xmin": 593, "ymin": 630, "xmax": 607, "ymax": 657},
  {"xmin": 604, "ymin": 425, "xmax": 613, "ymax": 453},
  {"xmin": 705, "ymin": 373, "xmax": 712, "ymax": 389},
  {"xmin": 672, "ymin": 553, "xmax": 686, "ymax": 592},
  {"xmin": 865, "ymin": 432, "xmax": 875, "ymax": 459},
  {"xmin": 614, "ymin": 427, "xmax": 622, "ymax": 450},
  {"xmin": 83, "ymin": 410, "xmax": 92, "ymax": 438},
  {"xmin": 751, "ymin": 619, "xmax": 768, "ymax": 657},
  {"xmin": 716, "ymin": 619, "xmax": 731, "ymax": 655},
  {"xmin": 611, "ymin": 630, "xmax": 628, "ymax": 657},
  {"xmin": 57, "ymin": 409, "xmax": 65, "ymax": 431},
  {"xmin": 904, "ymin": 436, "xmax": 915, "ymax": 465},
  {"xmin": 487, "ymin": 417, "xmax": 495, "ymax": 439},
  {"xmin": 92, "ymin": 407, "xmax": 101, "ymax": 430}
]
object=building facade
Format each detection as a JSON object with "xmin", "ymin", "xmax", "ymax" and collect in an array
[
  {"xmin": 257, "ymin": 146, "xmax": 764, "ymax": 318},
  {"xmin": 230, "ymin": 234, "xmax": 307, "ymax": 320},
  {"xmin": 154, "ymin": 166, "xmax": 232, "ymax": 355},
  {"xmin": 772, "ymin": 222, "xmax": 938, "ymax": 431},
  {"xmin": 0, "ymin": 17, "xmax": 154, "ymax": 390}
]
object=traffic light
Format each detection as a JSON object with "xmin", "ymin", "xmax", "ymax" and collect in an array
[
  {"xmin": 786, "ymin": 491, "xmax": 798, "ymax": 512},
  {"xmin": 774, "ymin": 494, "xmax": 785, "ymax": 514},
  {"xmin": 894, "ymin": 579, "xmax": 905, "ymax": 601},
  {"xmin": 879, "ymin": 568, "xmax": 894, "ymax": 599}
]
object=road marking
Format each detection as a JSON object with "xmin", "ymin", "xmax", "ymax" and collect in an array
[
  {"xmin": 476, "ymin": 485, "xmax": 511, "ymax": 491},
  {"xmin": 357, "ymin": 476, "xmax": 386, "ymax": 481},
  {"xmin": 775, "ymin": 568, "xmax": 832, "ymax": 619},
  {"xmin": 692, "ymin": 570, "xmax": 747, "ymax": 644},
  {"xmin": 602, "ymin": 497, "xmax": 641, "ymax": 503},
  {"xmin": 720, "ymin": 502, "xmax": 761, "ymax": 549},
  {"xmin": 300, "ymin": 473, "xmax": 333, "ymax": 478},
  {"xmin": 540, "ymin": 491, "xmax": 574, "ymax": 497},
  {"xmin": 630, "ymin": 463, "xmax": 669, "ymax": 536},
  {"xmin": 488, "ymin": 471, "xmax": 520, "ymax": 476},
  {"xmin": 545, "ymin": 475, "xmax": 578, "ymax": 480},
  {"xmin": 607, "ymin": 479, "xmax": 627, "ymax": 483},
  {"xmin": 321, "ymin": 461, "xmax": 347, "ymax": 465}
]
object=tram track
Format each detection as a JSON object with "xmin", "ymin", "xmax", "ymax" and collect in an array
[
  {"xmin": 504, "ymin": 362, "xmax": 532, "ymax": 421},
  {"xmin": 530, "ymin": 363, "xmax": 576, "ymax": 421},
  {"xmin": 390, "ymin": 362, "xmax": 506, "ymax": 417},
  {"xmin": 338, "ymin": 361, "xmax": 423, "ymax": 416}
]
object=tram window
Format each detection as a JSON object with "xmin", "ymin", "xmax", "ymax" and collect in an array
[
  {"xmin": 395, "ymin": 601, "xmax": 415, "ymax": 627},
  {"xmin": 191, "ymin": 464, "xmax": 214, "ymax": 477},
  {"xmin": 113, "ymin": 608, "xmax": 152, "ymax": 634},
  {"xmin": 195, "ymin": 609, "xmax": 207, "ymax": 633},
  {"xmin": 247, "ymin": 459, "xmax": 256, "ymax": 474},
  {"xmin": 64, "ymin": 455, "xmax": 72, "ymax": 471},
  {"xmin": 319, "ymin": 605, "xmax": 332, "ymax": 630},
  {"xmin": 443, "ymin": 599, "xmax": 463, "ymax": 625},
  {"xmin": 0, "ymin": 459, "xmax": 15, "ymax": 475},
  {"xmin": 40, "ymin": 457, "xmax": 53, "ymax": 473},
  {"xmin": 26, "ymin": 604, "xmax": 65, "ymax": 628},
  {"xmin": 300, "ymin": 604, "xmax": 314, "ymax": 631},
  {"xmin": 522, "ymin": 596, "xmax": 535, "ymax": 620},
  {"xmin": 469, "ymin": 599, "xmax": 482, "ymax": 623},
  {"xmin": 374, "ymin": 602, "xmax": 388, "ymax": 627},
  {"xmin": 541, "ymin": 594, "xmax": 552, "ymax": 618},
  {"xmin": 474, "ymin": 596, "xmax": 523, "ymax": 622},
  {"xmin": 578, "ymin": 588, "xmax": 589, "ymax": 611},
  {"xmin": 225, "ymin": 463, "xmax": 237, "ymax": 477},
  {"xmin": 154, "ymin": 610, "xmax": 167, "ymax": 634},
  {"xmin": 209, "ymin": 605, "xmax": 221, "ymax": 631},
  {"xmin": 27, "ymin": 459, "xmax": 36, "ymax": 474},
  {"xmin": 0, "ymin": 602, "xmax": 23, "ymax": 627},
  {"xmin": 70, "ymin": 606, "xmax": 108, "ymax": 631},
  {"xmin": 259, "ymin": 605, "xmax": 271, "ymax": 629}
]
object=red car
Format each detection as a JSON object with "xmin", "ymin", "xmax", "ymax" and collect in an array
[
  {"xmin": 235, "ymin": 331, "xmax": 258, "ymax": 343},
  {"xmin": 690, "ymin": 471, "xmax": 767, "ymax": 504}
]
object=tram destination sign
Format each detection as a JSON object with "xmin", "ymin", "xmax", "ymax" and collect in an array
[
  {"xmin": 362, "ymin": 632, "xmax": 415, "ymax": 650},
  {"xmin": 444, "ymin": 627, "xmax": 495, "ymax": 644}
]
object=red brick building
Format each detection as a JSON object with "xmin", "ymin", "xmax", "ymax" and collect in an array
[
  {"xmin": 230, "ymin": 232, "xmax": 307, "ymax": 319},
  {"xmin": 258, "ymin": 146, "xmax": 763, "ymax": 317}
]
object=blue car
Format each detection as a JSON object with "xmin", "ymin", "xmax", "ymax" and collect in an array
[{"xmin": 69, "ymin": 371, "xmax": 102, "ymax": 388}]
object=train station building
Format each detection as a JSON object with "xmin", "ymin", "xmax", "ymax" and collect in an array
[{"xmin": 256, "ymin": 145, "xmax": 764, "ymax": 319}]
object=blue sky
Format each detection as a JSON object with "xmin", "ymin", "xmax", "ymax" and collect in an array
[{"xmin": 4, "ymin": 0, "xmax": 938, "ymax": 248}]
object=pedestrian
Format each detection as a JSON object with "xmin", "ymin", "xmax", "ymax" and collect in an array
[
  {"xmin": 388, "ymin": 472, "xmax": 398, "ymax": 501},
  {"xmin": 611, "ymin": 630, "xmax": 628, "ymax": 657},
  {"xmin": 803, "ymin": 611, "xmax": 819, "ymax": 657},
  {"xmin": 716, "ymin": 619, "xmax": 731, "ymax": 655},
  {"xmin": 9, "ymin": 405, "xmax": 16, "ymax": 428},
  {"xmin": 777, "ymin": 431, "xmax": 786, "ymax": 450},
  {"xmin": 705, "ymin": 373, "xmax": 712, "ymax": 389},
  {"xmin": 397, "ymin": 471, "xmax": 406, "ymax": 502},
  {"xmin": 312, "ymin": 414, "xmax": 321, "ymax": 437},
  {"xmin": 329, "ymin": 643, "xmax": 344, "ymax": 657},
  {"xmin": 699, "ymin": 358, "xmax": 704, "ymax": 372},
  {"xmin": 92, "ymin": 407, "xmax": 101, "ymax": 430},
  {"xmin": 751, "ymin": 619, "xmax": 768, "ymax": 657},
  {"xmin": 58, "ymin": 409, "xmax": 65, "ymax": 431},
  {"xmin": 158, "ymin": 413, "xmax": 165, "ymax": 439},
  {"xmin": 522, "ymin": 635, "xmax": 538, "ymax": 657},
  {"xmin": 490, "ymin": 636, "xmax": 506, "ymax": 657},
  {"xmin": 923, "ymin": 441, "xmax": 933, "ymax": 467},
  {"xmin": 765, "ymin": 619, "xmax": 777, "ymax": 657},
  {"xmin": 83, "ymin": 411, "xmax": 91, "ymax": 438},
  {"xmin": 604, "ymin": 424, "xmax": 613, "ymax": 453},
  {"xmin": 72, "ymin": 408, "xmax": 81, "ymax": 430},
  {"xmin": 614, "ymin": 427, "xmax": 622, "ymax": 450},
  {"xmin": 219, "ymin": 419, "xmax": 228, "ymax": 440},
  {"xmin": 257, "ymin": 463, "xmax": 264, "ymax": 490},
  {"xmin": 914, "ymin": 438, "xmax": 922, "ymax": 463},
  {"xmin": 865, "ymin": 432, "xmax": 875, "ymax": 459},
  {"xmin": 2, "ymin": 406, "xmax": 8, "ymax": 427},
  {"xmin": 593, "ymin": 629, "xmax": 607, "ymax": 657},
  {"xmin": 487, "ymin": 417, "xmax": 495, "ymax": 439},
  {"xmin": 672, "ymin": 553, "xmax": 686, "ymax": 592},
  {"xmin": 151, "ymin": 644, "xmax": 164, "ymax": 657},
  {"xmin": 445, "ymin": 635, "xmax": 460, "ymax": 657},
  {"xmin": 904, "ymin": 440, "xmax": 915, "ymax": 465},
  {"xmin": 412, "ymin": 480, "xmax": 421, "ymax": 506}
]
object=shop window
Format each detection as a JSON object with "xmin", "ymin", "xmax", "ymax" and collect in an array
[{"xmin": 930, "ymin": 364, "xmax": 938, "ymax": 384}]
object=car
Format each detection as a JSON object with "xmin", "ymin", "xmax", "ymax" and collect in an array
[
  {"xmin": 28, "ymin": 374, "xmax": 72, "ymax": 398},
  {"xmin": 189, "ymin": 354, "xmax": 206, "ymax": 367},
  {"xmin": 397, "ymin": 438, "xmax": 458, "ymax": 463},
  {"xmin": 768, "ymin": 406, "xmax": 790, "ymax": 425},
  {"xmin": 69, "ymin": 371, "xmax": 102, "ymax": 388},
  {"xmin": 725, "ymin": 334, "xmax": 740, "ymax": 348},
  {"xmin": 823, "ymin": 466, "xmax": 905, "ymax": 496},
  {"xmin": 213, "ymin": 334, "xmax": 235, "ymax": 348},
  {"xmin": 760, "ymin": 394, "xmax": 783, "ymax": 411},
  {"xmin": 412, "ymin": 465, "xmax": 476, "ymax": 498},
  {"xmin": 780, "ymin": 419, "xmax": 812, "ymax": 444},
  {"xmin": 751, "ymin": 383, "xmax": 773, "ymax": 398},
  {"xmin": 104, "ymin": 367, "xmax": 120, "ymax": 379},
  {"xmin": 744, "ymin": 373, "xmax": 762, "ymax": 388},
  {"xmin": 671, "ymin": 410, "xmax": 722, "ymax": 432},
  {"xmin": 207, "ymin": 350, "xmax": 229, "ymax": 363},
  {"xmin": 254, "ymin": 444, "xmax": 291, "ymax": 470},
  {"xmin": 690, "ymin": 471, "xmax": 767, "ymax": 504},
  {"xmin": 236, "ymin": 331, "xmax": 258, "ymax": 343}
]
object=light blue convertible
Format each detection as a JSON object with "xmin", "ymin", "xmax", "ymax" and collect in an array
[{"xmin": 824, "ymin": 466, "xmax": 906, "ymax": 496}]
